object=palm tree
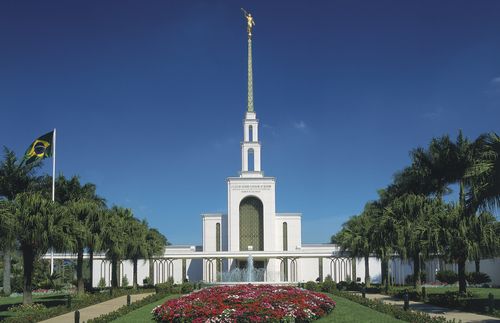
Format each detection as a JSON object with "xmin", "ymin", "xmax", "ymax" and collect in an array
[
  {"xmin": 402, "ymin": 131, "xmax": 482, "ymax": 293},
  {"xmin": 0, "ymin": 148, "xmax": 41, "ymax": 296},
  {"xmin": 52, "ymin": 175, "xmax": 105, "ymax": 292},
  {"xmin": 87, "ymin": 206, "xmax": 105, "ymax": 290},
  {"xmin": 387, "ymin": 194, "xmax": 444, "ymax": 291},
  {"xmin": 469, "ymin": 211, "xmax": 497, "ymax": 273},
  {"xmin": 65, "ymin": 199, "xmax": 101, "ymax": 294},
  {"xmin": 10, "ymin": 192, "xmax": 72, "ymax": 304},
  {"xmin": 125, "ymin": 218, "xmax": 149, "ymax": 289},
  {"xmin": 101, "ymin": 206, "xmax": 132, "ymax": 290},
  {"xmin": 335, "ymin": 211, "xmax": 374, "ymax": 286},
  {"xmin": 468, "ymin": 132, "xmax": 500, "ymax": 211},
  {"xmin": 146, "ymin": 228, "xmax": 168, "ymax": 284},
  {"xmin": 369, "ymin": 199, "xmax": 397, "ymax": 290}
]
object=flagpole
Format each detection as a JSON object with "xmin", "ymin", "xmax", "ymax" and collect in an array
[
  {"xmin": 52, "ymin": 128, "xmax": 56, "ymax": 202},
  {"xmin": 50, "ymin": 128, "xmax": 56, "ymax": 275}
]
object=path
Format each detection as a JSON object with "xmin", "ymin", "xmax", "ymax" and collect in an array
[
  {"xmin": 364, "ymin": 293, "xmax": 500, "ymax": 323},
  {"xmin": 40, "ymin": 293, "xmax": 153, "ymax": 323}
]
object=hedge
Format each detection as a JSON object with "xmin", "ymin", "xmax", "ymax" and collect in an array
[
  {"xmin": 3, "ymin": 288, "xmax": 155, "ymax": 323},
  {"xmin": 330, "ymin": 290, "xmax": 456, "ymax": 323},
  {"xmin": 87, "ymin": 292, "xmax": 172, "ymax": 323}
]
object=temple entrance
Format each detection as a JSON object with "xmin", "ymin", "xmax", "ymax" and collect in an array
[{"xmin": 239, "ymin": 196, "xmax": 264, "ymax": 251}]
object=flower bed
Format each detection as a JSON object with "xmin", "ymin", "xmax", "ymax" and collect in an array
[{"xmin": 152, "ymin": 284, "xmax": 336, "ymax": 322}]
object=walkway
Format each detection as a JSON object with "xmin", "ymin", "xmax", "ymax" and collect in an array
[
  {"xmin": 364, "ymin": 293, "xmax": 500, "ymax": 323},
  {"xmin": 40, "ymin": 293, "xmax": 153, "ymax": 323}
]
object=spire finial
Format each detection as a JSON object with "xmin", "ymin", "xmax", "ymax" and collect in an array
[{"xmin": 242, "ymin": 9, "xmax": 255, "ymax": 112}]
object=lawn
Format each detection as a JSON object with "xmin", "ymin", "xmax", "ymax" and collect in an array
[
  {"xmin": 424, "ymin": 286, "xmax": 500, "ymax": 298},
  {"xmin": 111, "ymin": 294, "xmax": 403, "ymax": 323},
  {"xmin": 0, "ymin": 293, "xmax": 69, "ymax": 319},
  {"xmin": 111, "ymin": 295, "xmax": 179, "ymax": 323},
  {"xmin": 389, "ymin": 286, "xmax": 500, "ymax": 298},
  {"xmin": 316, "ymin": 295, "xmax": 404, "ymax": 323}
]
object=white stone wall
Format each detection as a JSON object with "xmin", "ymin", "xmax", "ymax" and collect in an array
[{"xmin": 227, "ymin": 177, "xmax": 276, "ymax": 252}]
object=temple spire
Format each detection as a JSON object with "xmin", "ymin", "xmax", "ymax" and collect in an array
[{"xmin": 242, "ymin": 9, "xmax": 255, "ymax": 112}]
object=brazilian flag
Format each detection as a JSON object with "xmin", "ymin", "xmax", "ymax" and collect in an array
[{"xmin": 23, "ymin": 131, "xmax": 54, "ymax": 165}]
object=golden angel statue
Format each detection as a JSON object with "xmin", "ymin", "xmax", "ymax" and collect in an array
[{"xmin": 241, "ymin": 8, "xmax": 255, "ymax": 36}]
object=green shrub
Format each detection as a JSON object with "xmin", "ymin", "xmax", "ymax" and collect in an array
[
  {"xmin": 3, "ymin": 288, "xmax": 156, "ymax": 323},
  {"xmin": 98, "ymin": 277, "xmax": 106, "ymax": 289},
  {"xmin": 466, "ymin": 272, "xmax": 491, "ymax": 285},
  {"xmin": 336, "ymin": 281, "xmax": 348, "ymax": 291},
  {"xmin": 330, "ymin": 290, "xmax": 454, "ymax": 323},
  {"xmin": 180, "ymin": 282, "xmax": 194, "ymax": 294},
  {"xmin": 304, "ymin": 281, "xmax": 319, "ymax": 291},
  {"xmin": 88, "ymin": 292, "xmax": 170, "ymax": 323},
  {"xmin": 435, "ymin": 270, "xmax": 458, "ymax": 285},
  {"xmin": 7, "ymin": 303, "xmax": 46, "ymax": 313},
  {"xmin": 405, "ymin": 272, "xmax": 427, "ymax": 285},
  {"xmin": 121, "ymin": 275, "xmax": 129, "ymax": 287},
  {"xmin": 321, "ymin": 275, "xmax": 336, "ymax": 293},
  {"xmin": 428, "ymin": 291, "xmax": 474, "ymax": 309},
  {"xmin": 143, "ymin": 276, "xmax": 153, "ymax": 286}
]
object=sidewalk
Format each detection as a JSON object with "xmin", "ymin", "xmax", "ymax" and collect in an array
[
  {"xmin": 364, "ymin": 293, "xmax": 500, "ymax": 323},
  {"xmin": 40, "ymin": 293, "xmax": 153, "ymax": 323}
]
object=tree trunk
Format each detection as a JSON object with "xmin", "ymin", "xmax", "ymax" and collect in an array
[
  {"xmin": 133, "ymin": 258, "xmax": 138, "ymax": 289},
  {"xmin": 22, "ymin": 247, "xmax": 34, "ymax": 304},
  {"xmin": 381, "ymin": 257, "xmax": 389, "ymax": 290},
  {"xmin": 352, "ymin": 258, "xmax": 357, "ymax": 282},
  {"xmin": 413, "ymin": 254, "xmax": 421, "ymax": 292},
  {"xmin": 364, "ymin": 256, "xmax": 371, "ymax": 287},
  {"xmin": 89, "ymin": 248, "xmax": 94, "ymax": 289},
  {"xmin": 111, "ymin": 258, "xmax": 119, "ymax": 290},
  {"xmin": 76, "ymin": 249, "xmax": 84, "ymax": 295},
  {"xmin": 149, "ymin": 258, "xmax": 154, "ymax": 285},
  {"xmin": 474, "ymin": 259, "xmax": 480, "ymax": 273},
  {"xmin": 458, "ymin": 258, "xmax": 467, "ymax": 294},
  {"xmin": 3, "ymin": 248, "xmax": 11, "ymax": 296}
]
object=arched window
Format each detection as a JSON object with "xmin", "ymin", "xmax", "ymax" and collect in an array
[
  {"xmin": 283, "ymin": 222, "xmax": 288, "ymax": 251},
  {"xmin": 249, "ymin": 125, "xmax": 253, "ymax": 142},
  {"xmin": 248, "ymin": 148, "xmax": 254, "ymax": 171},
  {"xmin": 216, "ymin": 223, "xmax": 221, "ymax": 252},
  {"xmin": 239, "ymin": 196, "xmax": 264, "ymax": 251}
]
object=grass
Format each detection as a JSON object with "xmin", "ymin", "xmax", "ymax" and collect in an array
[
  {"xmin": 110, "ymin": 294, "xmax": 403, "ymax": 323},
  {"xmin": 424, "ymin": 286, "xmax": 500, "ymax": 298},
  {"xmin": 0, "ymin": 293, "xmax": 68, "ymax": 319},
  {"xmin": 389, "ymin": 286, "xmax": 500, "ymax": 298},
  {"xmin": 317, "ymin": 295, "xmax": 404, "ymax": 322},
  {"xmin": 110, "ymin": 295, "xmax": 179, "ymax": 323}
]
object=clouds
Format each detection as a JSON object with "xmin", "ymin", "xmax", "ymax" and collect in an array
[
  {"xmin": 293, "ymin": 120, "xmax": 307, "ymax": 131},
  {"xmin": 422, "ymin": 106, "xmax": 444, "ymax": 120},
  {"xmin": 491, "ymin": 76, "xmax": 500, "ymax": 84}
]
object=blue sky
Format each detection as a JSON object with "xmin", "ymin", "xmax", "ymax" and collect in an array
[{"xmin": 1, "ymin": 1, "xmax": 499, "ymax": 245}]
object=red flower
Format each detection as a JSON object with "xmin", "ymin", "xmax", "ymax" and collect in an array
[{"xmin": 152, "ymin": 284, "xmax": 335, "ymax": 322}]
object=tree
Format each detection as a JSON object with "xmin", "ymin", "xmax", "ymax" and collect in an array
[
  {"xmin": 400, "ymin": 131, "xmax": 483, "ymax": 293},
  {"xmin": 146, "ymin": 228, "xmax": 168, "ymax": 284},
  {"xmin": 386, "ymin": 194, "xmax": 445, "ymax": 291},
  {"xmin": 0, "ymin": 148, "xmax": 41, "ymax": 296},
  {"xmin": 51, "ymin": 175, "xmax": 105, "ymax": 292},
  {"xmin": 101, "ymin": 206, "xmax": 132, "ymax": 290},
  {"xmin": 369, "ymin": 199, "xmax": 397, "ymax": 290},
  {"xmin": 10, "ymin": 192, "xmax": 72, "ymax": 304},
  {"xmin": 335, "ymin": 211, "xmax": 374, "ymax": 287},
  {"xmin": 468, "ymin": 132, "xmax": 500, "ymax": 211},
  {"xmin": 65, "ymin": 199, "xmax": 101, "ymax": 294},
  {"xmin": 125, "ymin": 218, "xmax": 149, "ymax": 289}
]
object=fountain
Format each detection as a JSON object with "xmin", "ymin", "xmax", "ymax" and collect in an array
[{"xmin": 247, "ymin": 254, "xmax": 254, "ymax": 282}]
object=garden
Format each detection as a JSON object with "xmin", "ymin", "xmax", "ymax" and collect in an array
[{"xmin": 152, "ymin": 284, "xmax": 336, "ymax": 322}]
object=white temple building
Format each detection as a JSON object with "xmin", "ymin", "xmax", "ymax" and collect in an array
[{"xmin": 44, "ymin": 12, "xmax": 500, "ymax": 288}]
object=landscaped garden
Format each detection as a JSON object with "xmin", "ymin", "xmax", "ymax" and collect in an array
[
  {"xmin": 107, "ymin": 290, "xmax": 405, "ymax": 323},
  {"xmin": 152, "ymin": 284, "xmax": 336, "ymax": 322}
]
